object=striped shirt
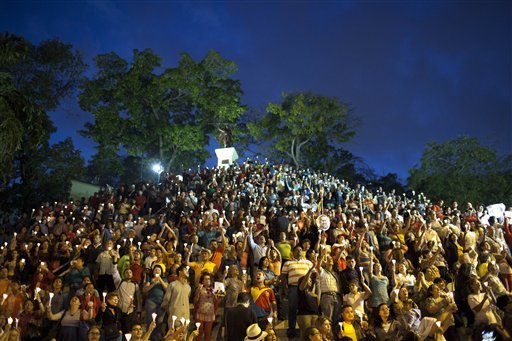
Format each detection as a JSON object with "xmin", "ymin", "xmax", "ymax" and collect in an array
[
  {"xmin": 319, "ymin": 268, "xmax": 338, "ymax": 293},
  {"xmin": 281, "ymin": 259, "xmax": 313, "ymax": 286}
]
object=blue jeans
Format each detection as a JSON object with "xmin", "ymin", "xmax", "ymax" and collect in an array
[{"xmin": 288, "ymin": 286, "xmax": 299, "ymax": 333}]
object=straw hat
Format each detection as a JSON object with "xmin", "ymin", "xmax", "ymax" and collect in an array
[{"xmin": 244, "ymin": 323, "xmax": 268, "ymax": 341}]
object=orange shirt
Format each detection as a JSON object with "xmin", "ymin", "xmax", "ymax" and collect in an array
[{"xmin": 250, "ymin": 286, "xmax": 276, "ymax": 311}]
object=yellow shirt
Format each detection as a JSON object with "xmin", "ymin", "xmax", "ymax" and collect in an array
[
  {"xmin": 341, "ymin": 322, "xmax": 357, "ymax": 341},
  {"xmin": 189, "ymin": 261, "xmax": 216, "ymax": 285}
]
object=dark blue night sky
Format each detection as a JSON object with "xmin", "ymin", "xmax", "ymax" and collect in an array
[{"xmin": 1, "ymin": 1, "xmax": 511, "ymax": 180}]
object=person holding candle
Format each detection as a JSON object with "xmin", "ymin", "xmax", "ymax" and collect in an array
[
  {"xmin": 318, "ymin": 250, "xmax": 342, "ymax": 322},
  {"xmin": 96, "ymin": 240, "xmax": 120, "ymax": 295},
  {"xmin": 368, "ymin": 262, "xmax": 390, "ymax": 310},
  {"xmin": 339, "ymin": 256, "xmax": 360, "ymax": 295},
  {"xmin": 17, "ymin": 299, "xmax": 44, "ymax": 340},
  {"xmin": 79, "ymin": 282, "xmax": 101, "ymax": 320},
  {"xmin": 161, "ymin": 264, "xmax": 191, "ymax": 331},
  {"xmin": 129, "ymin": 322, "xmax": 156, "ymax": 341},
  {"xmin": 337, "ymin": 304, "xmax": 367, "ymax": 341},
  {"xmin": 143, "ymin": 265, "xmax": 167, "ymax": 339},
  {"xmin": 185, "ymin": 247, "xmax": 216, "ymax": 286},
  {"xmin": 343, "ymin": 280, "xmax": 372, "ymax": 322},
  {"xmin": 117, "ymin": 269, "xmax": 141, "ymax": 333},
  {"xmin": 193, "ymin": 272, "xmax": 218, "ymax": 341},
  {"xmin": 95, "ymin": 292, "xmax": 122, "ymax": 341},
  {"xmin": 250, "ymin": 270, "xmax": 277, "ymax": 328}
]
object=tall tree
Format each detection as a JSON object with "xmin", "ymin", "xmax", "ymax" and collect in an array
[
  {"xmin": 0, "ymin": 33, "xmax": 86, "ymax": 190},
  {"xmin": 4, "ymin": 138, "xmax": 85, "ymax": 209},
  {"xmin": 408, "ymin": 136, "xmax": 512, "ymax": 205},
  {"xmin": 79, "ymin": 49, "xmax": 245, "ymax": 173},
  {"xmin": 248, "ymin": 92, "xmax": 355, "ymax": 169}
]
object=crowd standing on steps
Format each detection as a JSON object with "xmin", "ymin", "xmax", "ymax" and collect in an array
[{"xmin": 0, "ymin": 160, "xmax": 510, "ymax": 341}]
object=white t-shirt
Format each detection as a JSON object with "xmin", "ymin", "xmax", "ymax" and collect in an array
[
  {"xmin": 344, "ymin": 291, "xmax": 365, "ymax": 319},
  {"xmin": 468, "ymin": 293, "xmax": 498, "ymax": 325}
]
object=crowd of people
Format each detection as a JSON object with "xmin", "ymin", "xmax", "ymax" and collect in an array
[{"xmin": 0, "ymin": 160, "xmax": 511, "ymax": 341}]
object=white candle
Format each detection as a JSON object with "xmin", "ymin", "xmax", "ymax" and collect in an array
[
  {"xmin": 195, "ymin": 322, "xmax": 201, "ymax": 330},
  {"xmin": 14, "ymin": 318, "xmax": 18, "ymax": 327},
  {"xmin": 180, "ymin": 317, "xmax": 185, "ymax": 326},
  {"xmin": 185, "ymin": 319, "xmax": 190, "ymax": 326},
  {"xmin": 171, "ymin": 315, "xmax": 177, "ymax": 329},
  {"xmin": 125, "ymin": 334, "xmax": 132, "ymax": 341},
  {"xmin": 49, "ymin": 292, "xmax": 54, "ymax": 303},
  {"xmin": 117, "ymin": 244, "xmax": 121, "ymax": 250},
  {"xmin": 102, "ymin": 292, "xmax": 107, "ymax": 301},
  {"xmin": 152, "ymin": 313, "xmax": 157, "ymax": 322},
  {"xmin": 242, "ymin": 269, "xmax": 246, "ymax": 275},
  {"xmin": 129, "ymin": 238, "xmax": 133, "ymax": 244},
  {"xmin": 137, "ymin": 242, "xmax": 141, "ymax": 249},
  {"xmin": 7, "ymin": 317, "xmax": 12, "ymax": 325},
  {"xmin": 267, "ymin": 316, "xmax": 273, "ymax": 324}
]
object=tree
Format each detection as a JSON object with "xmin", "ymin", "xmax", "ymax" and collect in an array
[
  {"xmin": 4, "ymin": 138, "xmax": 85, "ymax": 209},
  {"xmin": 79, "ymin": 49, "xmax": 245, "ymax": 174},
  {"xmin": 0, "ymin": 33, "xmax": 86, "ymax": 189},
  {"xmin": 248, "ymin": 92, "xmax": 355, "ymax": 169},
  {"xmin": 408, "ymin": 136, "xmax": 512, "ymax": 206}
]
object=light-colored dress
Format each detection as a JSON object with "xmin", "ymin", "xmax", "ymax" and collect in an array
[{"xmin": 195, "ymin": 287, "xmax": 216, "ymax": 322}]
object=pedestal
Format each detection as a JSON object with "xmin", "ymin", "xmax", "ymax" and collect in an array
[{"xmin": 215, "ymin": 147, "xmax": 239, "ymax": 169}]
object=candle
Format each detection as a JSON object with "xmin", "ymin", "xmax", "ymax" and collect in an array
[
  {"xmin": 117, "ymin": 244, "xmax": 121, "ymax": 250},
  {"xmin": 7, "ymin": 317, "xmax": 12, "ymax": 325},
  {"xmin": 49, "ymin": 292, "xmax": 54, "ymax": 303},
  {"xmin": 172, "ymin": 315, "xmax": 177, "ymax": 329},
  {"xmin": 186, "ymin": 319, "xmax": 190, "ymax": 326},
  {"xmin": 35, "ymin": 287, "xmax": 41, "ymax": 297},
  {"xmin": 267, "ymin": 316, "xmax": 273, "ymax": 324},
  {"xmin": 180, "ymin": 317, "xmax": 186, "ymax": 326},
  {"xmin": 137, "ymin": 242, "xmax": 141, "ymax": 249},
  {"xmin": 125, "ymin": 334, "xmax": 132, "ymax": 341},
  {"xmin": 14, "ymin": 318, "xmax": 18, "ymax": 327},
  {"xmin": 152, "ymin": 313, "xmax": 157, "ymax": 322},
  {"xmin": 2, "ymin": 294, "xmax": 7, "ymax": 302},
  {"xmin": 129, "ymin": 238, "xmax": 133, "ymax": 244},
  {"xmin": 102, "ymin": 292, "xmax": 107, "ymax": 301},
  {"xmin": 195, "ymin": 322, "xmax": 201, "ymax": 330},
  {"xmin": 184, "ymin": 243, "xmax": 188, "ymax": 249},
  {"xmin": 242, "ymin": 269, "xmax": 247, "ymax": 275}
]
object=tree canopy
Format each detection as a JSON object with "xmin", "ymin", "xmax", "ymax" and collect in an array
[
  {"xmin": 248, "ymin": 92, "xmax": 355, "ymax": 172},
  {"xmin": 0, "ymin": 33, "xmax": 86, "ymax": 199},
  {"xmin": 79, "ymin": 49, "xmax": 245, "ymax": 176},
  {"xmin": 408, "ymin": 136, "xmax": 512, "ymax": 206}
]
